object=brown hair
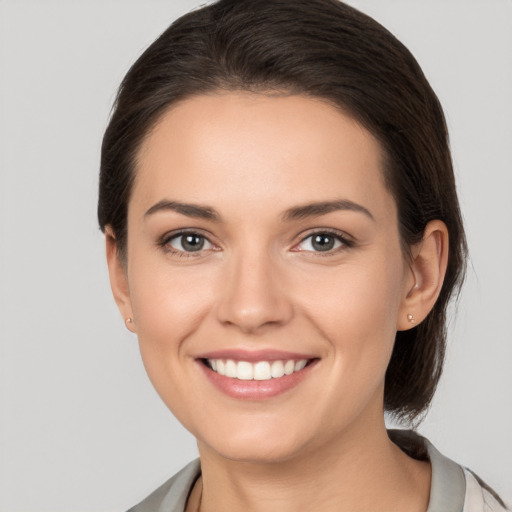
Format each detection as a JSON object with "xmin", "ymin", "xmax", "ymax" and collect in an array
[{"xmin": 98, "ymin": 0, "xmax": 467, "ymax": 422}]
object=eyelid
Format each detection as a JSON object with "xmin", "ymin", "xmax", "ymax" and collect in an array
[
  {"xmin": 157, "ymin": 227, "xmax": 354, "ymax": 256},
  {"xmin": 292, "ymin": 228, "xmax": 355, "ymax": 253},
  {"xmin": 158, "ymin": 228, "xmax": 219, "ymax": 255}
]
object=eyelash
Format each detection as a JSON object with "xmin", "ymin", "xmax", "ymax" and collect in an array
[
  {"xmin": 158, "ymin": 230, "xmax": 217, "ymax": 258},
  {"xmin": 293, "ymin": 228, "xmax": 354, "ymax": 255},
  {"xmin": 158, "ymin": 228, "xmax": 354, "ymax": 258}
]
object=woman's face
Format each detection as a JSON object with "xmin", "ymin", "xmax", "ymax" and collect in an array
[{"xmin": 120, "ymin": 92, "xmax": 414, "ymax": 462}]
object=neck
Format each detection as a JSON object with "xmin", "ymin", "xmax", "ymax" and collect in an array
[{"xmin": 194, "ymin": 414, "xmax": 431, "ymax": 512}]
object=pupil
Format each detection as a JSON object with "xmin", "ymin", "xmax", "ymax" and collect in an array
[
  {"xmin": 182, "ymin": 235, "xmax": 204, "ymax": 251},
  {"xmin": 312, "ymin": 234, "xmax": 334, "ymax": 251}
]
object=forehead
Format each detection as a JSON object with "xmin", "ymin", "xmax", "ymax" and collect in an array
[{"xmin": 132, "ymin": 92, "xmax": 394, "ymax": 221}]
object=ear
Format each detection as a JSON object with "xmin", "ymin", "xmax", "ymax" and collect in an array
[
  {"xmin": 105, "ymin": 226, "xmax": 136, "ymax": 333},
  {"xmin": 397, "ymin": 220, "xmax": 449, "ymax": 331}
]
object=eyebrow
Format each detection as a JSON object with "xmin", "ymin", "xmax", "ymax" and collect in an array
[
  {"xmin": 144, "ymin": 198, "xmax": 374, "ymax": 223},
  {"xmin": 282, "ymin": 200, "xmax": 375, "ymax": 222},
  {"xmin": 144, "ymin": 200, "xmax": 221, "ymax": 221}
]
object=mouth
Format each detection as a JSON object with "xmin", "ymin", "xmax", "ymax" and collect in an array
[
  {"xmin": 196, "ymin": 351, "xmax": 319, "ymax": 400},
  {"xmin": 203, "ymin": 358, "xmax": 310, "ymax": 381}
]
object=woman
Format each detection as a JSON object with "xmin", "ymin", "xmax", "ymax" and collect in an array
[{"xmin": 98, "ymin": 0, "xmax": 508, "ymax": 510}]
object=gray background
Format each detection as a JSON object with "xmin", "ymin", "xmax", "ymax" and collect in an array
[{"xmin": 0, "ymin": 1, "xmax": 511, "ymax": 510}]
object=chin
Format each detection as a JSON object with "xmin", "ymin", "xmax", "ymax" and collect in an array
[
  {"xmin": 195, "ymin": 415, "xmax": 317, "ymax": 464},
  {"xmin": 211, "ymin": 439, "xmax": 307, "ymax": 465}
]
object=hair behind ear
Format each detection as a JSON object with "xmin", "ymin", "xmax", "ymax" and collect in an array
[
  {"xmin": 387, "ymin": 221, "xmax": 451, "ymax": 423},
  {"xmin": 105, "ymin": 226, "xmax": 135, "ymax": 331}
]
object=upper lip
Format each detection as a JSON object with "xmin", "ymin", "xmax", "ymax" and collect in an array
[{"xmin": 195, "ymin": 349, "xmax": 317, "ymax": 362}]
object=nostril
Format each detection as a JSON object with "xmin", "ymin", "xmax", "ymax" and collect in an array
[
  {"xmin": 217, "ymin": 298, "xmax": 294, "ymax": 333},
  {"xmin": 214, "ymin": 259, "xmax": 295, "ymax": 334}
]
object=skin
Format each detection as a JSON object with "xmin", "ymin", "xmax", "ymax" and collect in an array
[{"xmin": 107, "ymin": 92, "xmax": 449, "ymax": 512}]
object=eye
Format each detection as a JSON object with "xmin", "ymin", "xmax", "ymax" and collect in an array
[
  {"xmin": 295, "ymin": 231, "xmax": 350, "ymax": 253},
  {"xmin": 166, "ymin": 232, "xmax": 213, "ymax": 253}
]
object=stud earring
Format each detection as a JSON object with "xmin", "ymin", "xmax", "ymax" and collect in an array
[
  {"xmin": 125, "ymin": 317, "xmax": 133, "ymax": 325},
  {"xmin": 407, "ymin": 314, "xmax": 415, "ymax": 324}
]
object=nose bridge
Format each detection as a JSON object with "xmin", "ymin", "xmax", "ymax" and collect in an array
[{"xmin": 216, "ymin": 242, "xmax": 293, "ymax": 333}]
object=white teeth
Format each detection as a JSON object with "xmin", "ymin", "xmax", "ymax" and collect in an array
[
  {"xmin": 271, "ymin": 360, "xmax": 285, "ymax": 378},
  {"xmin": 216, "ymin": 360, "xmax": 226, "ymax": 376},
  {"xmin": 237, "ymin": 361, "xmax": 253, "ymax": 380},
  {"xmin": 207, "ymin": 358, "xmax": 309, "ymax": 381},
  {"xmin": 225, "ymin": 359, "xmax": 237, "ymax": 378},
  {"xmin": 254, "ymin": 361, "xmax": 271, "ymax": 380},
  {"xmin": 294, "ymin": 360, "xmax": 307, "ymax": 371},
  {"xmin": 284, "ymin": 360, "xmax": 295, "ymax": 375}
]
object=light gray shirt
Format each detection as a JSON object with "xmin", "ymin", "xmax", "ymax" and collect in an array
[{"xmin": 127, "ymin": 430, "xmax": 509, "ymax": 512}]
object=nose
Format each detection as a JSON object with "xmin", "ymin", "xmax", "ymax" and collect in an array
[{"xmin": 216, "ymin": 248, "xmax": 294, "ymax": 334}]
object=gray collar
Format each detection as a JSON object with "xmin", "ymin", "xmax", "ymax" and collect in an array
[
  {"xmin": 129, "ymin": 430, "xmax": 466, "ymax": 512},
  {"xmin": 127, "ymin": 459, "xmax": 200, "ymax": 512},
  {"xmin": 389, "ymin": 429, "xmax": 466, "ymax": 512}
]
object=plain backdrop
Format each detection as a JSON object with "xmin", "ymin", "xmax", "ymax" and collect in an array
[{"xmin": 1, "ymin": 1, "xmax": 511, "ymax": 510}]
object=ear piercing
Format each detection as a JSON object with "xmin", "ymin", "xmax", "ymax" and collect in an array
[
  {"xmin": 125, "ymin": 317, "xmax": 135, "ymax": 332},
  {"xmin": 407, "ymin": 314, "xmax": 415, "ymax": 324}
]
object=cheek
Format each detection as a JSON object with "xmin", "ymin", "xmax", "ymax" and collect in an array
[
  {"xmin": 300, "ymin": 255, "xmax": 405, "ymax": 341},
  {"xmin": 127, "ymin": 256, "xmax": 216, "ymax": 366},
  {"xmin": 295, "ymin": 257, "xmax": 406, "ymax": 423},
  {"xmin": 126, "ymin": 261, "xmax": 218, "ymax": 423},
  {"xmin": 297, "ymin": 252, "xmax": 407, "ymax": 400}
]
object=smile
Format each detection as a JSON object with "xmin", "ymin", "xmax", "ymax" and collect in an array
[
  {"xmin": 206, "ymin": 359, "xmax": 308, "ymax": 381},
  {"xmin": 197, "ymin": 350, "xmax": 318, "ymax": 399}
]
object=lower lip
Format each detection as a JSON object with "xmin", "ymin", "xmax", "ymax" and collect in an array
[{"xmin": 198, "ymin": 360, "xmax": 317, "ymax": 400}]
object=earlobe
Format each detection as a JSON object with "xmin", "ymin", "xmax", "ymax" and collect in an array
[
  {"xmin": 105, "ymin": 227, "xmax": 136, "ymax": 333},
  {"xmin": 397, "ymin": 220, "xmax": 449, "ymax": 331}
]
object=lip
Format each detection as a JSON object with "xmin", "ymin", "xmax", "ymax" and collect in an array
[
  {"xmin": 196, "ymin": 351, "xmax": 319, "ymax": 400},
  {"xmin": 196, "ymin": 349, "xmax": 316, "ymax": 363}
]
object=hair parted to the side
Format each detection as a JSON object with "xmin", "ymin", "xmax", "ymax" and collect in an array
[{"xmin": 98, "ymin": 0, "xmax": 467, "ymax": 422}]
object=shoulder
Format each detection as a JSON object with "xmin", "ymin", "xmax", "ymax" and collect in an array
[
  {"xmin": 126, "ymin": 459, "xmax": 201, "ymax": 512},
  {"xmin": 389, "ymin": 429, "xmax": 510, "ymax": 512},
  {"xmin": 125, "ymin": 437, "xmax": 510, "ymax": 512},
  {"xmin": 462, "ymin": 467, "xmax": 510, "ymax": 512}
]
